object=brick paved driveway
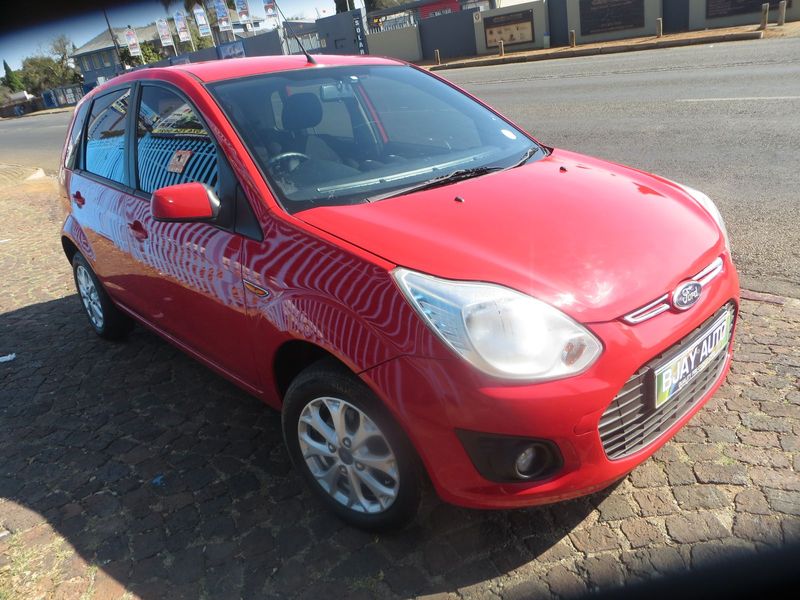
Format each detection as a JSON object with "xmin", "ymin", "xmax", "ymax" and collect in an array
[{"xmin": 1, "ymin": 177, "xmax": 798, "ymax": 599}]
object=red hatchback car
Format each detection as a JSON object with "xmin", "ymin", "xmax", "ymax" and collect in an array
[{"xmin": 59, "ymin": 55, "xmax": 738, "ymax": 529}]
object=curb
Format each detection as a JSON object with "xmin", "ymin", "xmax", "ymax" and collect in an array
[
  {"xmin": 430, "ymin": 30, "xmax": 764, "ymax": 71},
  {"xmin": 21, "ymin": 107, "xmax": 74, "ymax": 119},
  {"xmin": 0, "ymin": 164, "xmax": 46, "ymax": 190}
]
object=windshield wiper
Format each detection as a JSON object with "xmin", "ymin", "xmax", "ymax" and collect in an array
[
  {"xmin": 364, "ymin": 145, "xmax": 540, "ymax": 203},
  {"xmin": 510, "ymin": 145, "xmax": 539, "ymax": 169},
  {"xmin": 366, "ymin": 166, "xmax": 503, "ymax": 202}
]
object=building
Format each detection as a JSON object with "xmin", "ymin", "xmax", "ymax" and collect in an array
[
  {"xmin": 367, "ymin": 0, "xmax": 493, "ymax": 32},
  {"xmin": 70, "ymin": 24, "xmax": 160, "ymax": 87}
]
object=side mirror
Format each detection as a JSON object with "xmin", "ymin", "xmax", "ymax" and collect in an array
[{"xmin": 151, "ymin": 182, "xmax": 220, "ymax": 222}]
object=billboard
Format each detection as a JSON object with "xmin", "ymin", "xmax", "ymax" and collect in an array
[
  {"xmin": 193, "ymin": 4, "xmax": 213, "ymax": 38},
  {"xmin": 235, "ymin": 0, "xmax": 251, "ymax": 23},
  {"xmin": 579, "ymin": 0, "xmax": 645, "ymax": 36},
  {"xmin": 215, "ymin": 0, "xmax": 233, "ymax": 31},
  {"xmin": 124, "ymin": 28, "xmax": 142, "ymax": 56},
  {"xmin": 156, "ymin": 18, "xmax": 174, "ymax": 47},
  {"xmin": 484, "ymin": 10, "xmax": 534, "ymax": 48},
  {"xmin": 174, "ymin": 11, "xmax": 192, "ymax": 43}
]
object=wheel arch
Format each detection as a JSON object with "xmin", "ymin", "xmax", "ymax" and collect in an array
[
  {"xmin": 272, "ymin": 339, "xmax": 352, "ymax": 401},
  {"xmin": 61, "ymin": 235, "xmax": 79, "ymax": 263}
]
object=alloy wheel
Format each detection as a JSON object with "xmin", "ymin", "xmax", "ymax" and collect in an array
[
  {"xmin": 298, "ymin": 396, "xmax": 400, "ymax": 514},
  {"xmin": 76, "ymin": 264, "xmax": 104, "ymax": 329}
]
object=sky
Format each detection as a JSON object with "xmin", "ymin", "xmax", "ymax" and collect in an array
[{"xmin": 0, "ymin": 1, "xmax": 340, "ymax": 70}]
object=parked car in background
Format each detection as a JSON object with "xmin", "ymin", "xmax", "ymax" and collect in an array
[{"xmin": 59, "ymin": 55, "xmax": 738, "ymax": 529}]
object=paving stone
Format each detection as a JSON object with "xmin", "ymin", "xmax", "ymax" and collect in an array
[
  {"xmin": 633, "ymin": 489, "xmax": 678, "ymax": 516},
  {"xmin": 629, "ymin": 462, "xmax": 668, "ymax": 488},
  {"xmin": 662, "ymin": 462, "xmax": 697, "ymax": 486},
  {"xmin": 739, "ymin": 430, "xmax": 782, "ymax": 448},
  {"xmin": 502, "ymin": 576, "xmax": 550, "ymax": 600},
  {"xmin": 620, "ymin": 520, "xmax": 663, "ymax": 549},
  {"xmin": 734, "ymin": 489, "xmax": 771, "ymax": 515},
  {"xmin": 691, "ymin": 539, "xmax": 754, "ymax": 568},
  {"xmin": 665, "ymin": 512, "xmax": 730, "ymax": 544},
  {"xmin": 581, "ymin": 554, "xmax": 625, "ymax": 589},
  {"xmin": 694, "ymin": 462, "xmax": 749, "ymax": 485},
  {"xmin": 673, "ymin": 486, "xmax": 729, "ymax": 510},
  {"xmin": 544, "ymin": 564, "xmax": 585, "ymax": 598},
  {"xmin": 595, "ymin": 494, "xmax": 637, "ymax": 522},
  {"xmin": 763, "ymin": 488, "xmax": 800, "ymax": 516},
  {"xmin": 732, "ymin": 513, "xmax": 784, "ymax": 544},
  {"xmin": 569, "ymin": 524, "xmax": 621, "ymax": 552}
]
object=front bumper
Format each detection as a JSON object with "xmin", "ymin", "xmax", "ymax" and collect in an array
[{"xmin": 360, "ymin": 256, "xmax": 740, "ymax": 509}]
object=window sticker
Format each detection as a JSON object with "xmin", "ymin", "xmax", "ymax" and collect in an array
[{"xmin": 167, "ymin": 149, "xmax": 193, "ymax": 174}]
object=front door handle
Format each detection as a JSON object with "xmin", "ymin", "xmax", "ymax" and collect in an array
[
  {"xmin": 72, "ymin": 191, "xmax": 85, "ymax": 207},
  {"xmin": 129, "ymin": 220, "xmax": 148, "ymax": 241}
]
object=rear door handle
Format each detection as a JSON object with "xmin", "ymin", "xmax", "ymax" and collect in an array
[
  {"xmin": 129, "ymin": 220, "xmax": 148, "ymax": 241},
  {"xmin": 72, "ymin": 191, "xmax": 85, "ymax": 207}
]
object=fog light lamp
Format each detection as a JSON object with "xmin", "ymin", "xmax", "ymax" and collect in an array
[{"xmin": 515, "ymin": 445, "xmax": 538, "ymax": 476}]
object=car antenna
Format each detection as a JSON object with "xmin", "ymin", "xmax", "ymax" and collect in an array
[{"xmin": 274, "ymin": 0, "xmax": 317, "ymax": 65}]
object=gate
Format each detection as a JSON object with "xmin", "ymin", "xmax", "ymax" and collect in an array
[
  {"xmin": 547, "ymin": 0, "xmax": 570, "ymax": 47},
  {"xmin": 663, "ymin": 0, "xmax": 691, "ymax": 33},
  {"xmin": 419, "ymin": 10, "xmax": 478, "ymax": 61}
]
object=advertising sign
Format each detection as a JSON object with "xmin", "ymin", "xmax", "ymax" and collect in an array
[
  {"xmin": 193, "ymin": 4, "xmax": 213, "ymax": 37},
  {"xmin": 235, "ymin": 0, "xmax": 251, "ymax": 23},
  {"xmin": 218, "ymin": 40, "xmax": 246, "ymax": 59},
  {"xmin": 263, "ymin": 1, "xmax": 277, "ymax": 18},
  {"xmin": 156, "ymin": 19, "xmax": 174, "ymax": 47},
  {"xmin": 174, "ymin": 11, "xmax": 192, "ymax": 43},
  {"xmin": 353, "ymin": 12, "xmax": 368, "ymax": 55},
  {"xmin": 484, "ymin": 10, "xmax": 534, "ymax": 48},
  {"xmin": 706, "ymin": 0, "xmax": 792, "ymax": 18},
  {"xmin": 215, "ymin": 0, "xmax": 233, "ymax": 31},
  {"xmin": 124, "ymin": 28, "xmax": 142, "ymax": 56},
  {"xmin": 579, "ymin": 0, "xmax": 645, "ymax": 36}
]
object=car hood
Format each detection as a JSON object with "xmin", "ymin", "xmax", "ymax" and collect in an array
[{"xmin": 297, "ymin": 149, "xmax": 724, "ymax": 323}]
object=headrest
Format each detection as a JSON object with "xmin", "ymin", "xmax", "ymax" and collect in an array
[{"xmin": 281, "ymin": 93, "xmax": 323, "ymax": 131}]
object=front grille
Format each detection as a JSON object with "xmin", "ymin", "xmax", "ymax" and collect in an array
[{"xmin": 599, "ymin": 302, "xmax": 735, "ymax": 460}]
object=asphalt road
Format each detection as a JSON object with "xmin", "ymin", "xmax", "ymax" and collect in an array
[
  {"xmin": 442, "ymin": 37, "xmax": 800, "ymax": 298},
  {"xmin": 0, "ymin": 111, "xmax": 71, "ymax": 174},
  {"xmin": 0, "ymin": 37, "xmax": 797, "ymax": 296}
]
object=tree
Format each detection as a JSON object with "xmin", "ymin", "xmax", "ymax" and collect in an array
[
  {"xmin": 19, "ymin": 56, "xmax": 79, "ymax": 94},
  {"xmin": 118, "ymin": 40, "xmax": 163, "ymax": 68},
  {"xmin": 50, "ymin": 35, "xmax": 75, "ymax": 72},
  {"xmin": 2, "ymin": 60, "xmax": 24, "ymax": 92}
]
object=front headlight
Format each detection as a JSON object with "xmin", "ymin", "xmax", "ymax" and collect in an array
[
  {"xmin": 393, "ymin": 269, "xmax": 603, "ymax": 381},
  {"xmin": 678, "ymin": 184, "xmax": 730, "ymax": 253}
]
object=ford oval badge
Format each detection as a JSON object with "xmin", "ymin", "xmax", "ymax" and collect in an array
[{"xmin": 672, "ymin": 281, "xmax": 702, "ymax": 311}]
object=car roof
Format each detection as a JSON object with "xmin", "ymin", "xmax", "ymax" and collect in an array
[{"xmin": 153, "ymin": 54, "xmax": 404, "ymax": 84}]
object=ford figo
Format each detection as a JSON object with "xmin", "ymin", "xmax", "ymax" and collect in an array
[{"xmin": 59, "ymin": 55, "xmax": 738, "ymax": 529}]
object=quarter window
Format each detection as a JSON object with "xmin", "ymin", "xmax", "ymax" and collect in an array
[
  {"xmin": 84, "ymin": 88, "xmax": 130, "ymax": 184},
  {"xmin": 65, "ymin": 101, "xmax": 90, "ymax": 170},
  {"xmin": 135, "ymin": 86, "xmax": 218, "ymax": 194}
]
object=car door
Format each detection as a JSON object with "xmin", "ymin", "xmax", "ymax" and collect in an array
[
  {"xmin": 124, "ymin": 82, "xmax": 261, "ymax": 389},
  {"xmin": 67, "ymin": 85, "xmax": 142, "ymax": 310}
]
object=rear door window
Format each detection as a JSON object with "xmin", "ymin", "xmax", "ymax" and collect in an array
[
  {"xmin": 135, "ymin": 86, "xmax": 218, "ymax": 194},
  {"xmin": 84, "ymin": 88, "xmax": 131, "ymax": 184}
]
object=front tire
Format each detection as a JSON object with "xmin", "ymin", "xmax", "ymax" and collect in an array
[
  {"xmin": 282, "ymin": 360, "xmax": 422, "ymax": 531},
  {"xmin": 72, "ymin": 253, "xmax": 133, "ymax": 340}
]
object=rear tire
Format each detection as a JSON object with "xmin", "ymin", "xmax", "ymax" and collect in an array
[
  {"xmin": 72, "ymin": 253, "xmax": 133, "ymax": 340},
  {"xmin": 282, "ymin": 359, "xmax": 422, "ymax": 531}
]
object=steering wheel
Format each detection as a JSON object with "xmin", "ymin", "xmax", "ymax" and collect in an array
[{"xmin": 268, "ymin": 152, "xmax": 310, "ymax": 171}]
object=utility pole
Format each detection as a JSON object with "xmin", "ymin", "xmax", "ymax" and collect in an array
[{"xmin": 103, "ymin": 9, "xmax": 123, "ymax": 71}]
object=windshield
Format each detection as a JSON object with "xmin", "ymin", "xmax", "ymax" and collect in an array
[{"xmin": 209, "ymin": 65, "xmax": 542, "ymax": 213}]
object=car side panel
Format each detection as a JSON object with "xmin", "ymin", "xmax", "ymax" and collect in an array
[{"xmin": 122, "ymin": 194, "xmax": 260, "ymax": 387}]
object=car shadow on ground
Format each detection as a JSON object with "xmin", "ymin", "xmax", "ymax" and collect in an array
[{"xmin": 0, "ymin": 296, "xmax": 615, "ymax": 598}]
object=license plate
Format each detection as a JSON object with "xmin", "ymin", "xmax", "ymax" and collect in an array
[{"xmin": 653, "ymin": 310, "xmax": 732, "ymax": 409}]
